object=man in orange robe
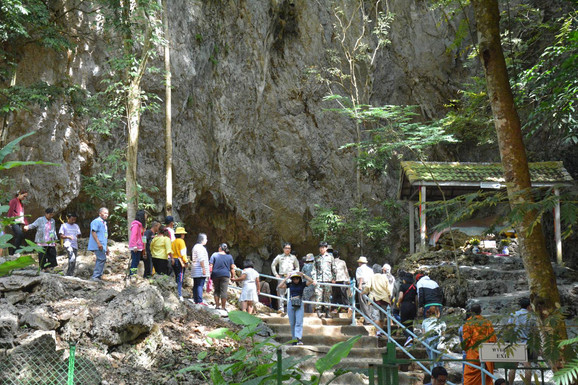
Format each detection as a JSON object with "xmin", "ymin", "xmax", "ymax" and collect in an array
[{"xmin": 463, "ymin": 304, "xmax": 497, "ymax": 385}]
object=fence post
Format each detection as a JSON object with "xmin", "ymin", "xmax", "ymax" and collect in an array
[
  {"xmin": 277, "ymin": 348, "xmax": 282, "ymax": 385},
  {"xmin": 350, "ymin": 280, "xmax": 357, "ymax": 326},
  {"xmin": 67, "ymin": 342, "xmax": 76, "ymax": 385}
]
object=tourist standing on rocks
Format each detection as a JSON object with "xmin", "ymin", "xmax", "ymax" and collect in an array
[
  {"xmin": 416, "ymin": 273, "xmax": 443, "ymax": 318},
  {"xmin": 425, "ymin": 366, "xmax": 448, "ymax": 385},
  {"xmin": 312, "ymin": 241, "xmax": 335, "ymax": 319},
  {"xmin": 277, "ymin": 271, "xmax": 315, "ymax": 346},
  {"xmin": 397, "ymin": 272, "xmax": 418, "ymax": 346},
  {"xmin": 363, "ymin": 265, "xmax": 392, "ymax": 335},
  {"xmin": 88, "ymin": 207, "xmax": 109, "ymax": 282},
  {"xmin": 301, "ymin": 253, "xmax": 316, "ymax": 313},
  {"xmin": 128, "ymin": 210, "xmax": 146, "ymax": 276},
  {"xmin": 150, "ymin": 226, "xmax": 173, "ymax": 275},
  {"xmin": 422, "ymin": 306, "xmax": 446, "ymax": 369},
  {"xmin": 143, "ymin": 221, "xmax": 160, "ymax": 278},
  {"xmin": 7, "ymin": 189, "xmax": 28, "ymax": 255},
  {"xmin": 463, "ymin": 304, "xmax": 497, "ymax": 385},
  {"xmin": 507, "ymin": 297, "xmax": 538, "ymax": 385},
  {"xmin": 271, "ymin": 243, "xmax": 299, "ymax": 312},
  {"xmin": 210, "ymin": 242, "xmax": 236, "ymax": 310},
  {"xmin": 331, "ymin": 250, "xmax": 350, "ymax": 314},
  {"xmin": 191, "ymin": 233, "xmax": 209, "ymax": 305},
  {"xmin": 172, "ymin": 227, "xmax": 189, "ymax": 301},
  {"xmin": 165, "ymin": 216, "xmax": 176, "ymax": 241},
  {"xmin": 231, "ymin": 259, "xmax": 260, "ymax": 314},
  {"xmin": 355, "ymin": 256, "xmax": 374, "ymax": 323},
  {"xmin": 59, "ymin": 212, "xmax": 81, "ymax": 276},
  {"xmin": 26, "ymin": 208, "xmax": 58, "ymax": 271}
]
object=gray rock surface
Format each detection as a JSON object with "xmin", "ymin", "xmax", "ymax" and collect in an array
[
  {"xmin": 0, "ymin": 305, "xmax": 19, "ymax": 348},
  {"xmin": 91, "ymin": 284, "xmax": 165, "ymax": 346},
  {"xmin": 21, "ymin": 307, "xmax": 60, "ymax": 331}
]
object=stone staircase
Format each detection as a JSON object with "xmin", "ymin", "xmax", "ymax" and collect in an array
[{"xmin": 259, "ymin": 313, "xmax": 428, "ymax": 385}]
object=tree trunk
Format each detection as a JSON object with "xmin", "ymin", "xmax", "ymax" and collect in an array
[
  {"xmin": 163, "ymin": 0, "xmax": 173, "ymax": 217},
  {"xmin": 125, "ymin": 80, "xmax": 141, "ymax": 228},
  {"xmin": 472, "ymin": 0, "xmax": 567, "ymax": 346}
]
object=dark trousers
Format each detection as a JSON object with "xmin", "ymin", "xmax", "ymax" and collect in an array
[
  {"xmin": 400, "ymin": 302, "xmax": 417, "ymax": 337},
  {"xmin": 173, "ymin": 259, "xmax": 184, "ymax": 297},
  {"xmin": 39, "ymin": 246, "xmax": 57, "ymax": 269},
  {"xmin": 142, "ymin": 253, "xmax": 153, "ymax": 277},
  {"xmin": 129, "ymin": 250, "xmax": 141, "ymax": 275},
  {"xmin": 193, "ymin": 277, "xmax": 206, "ymax": 303},
  {"xmin": 152, "ymin": 258, "xmax": 169, "ymax": 275},
  {"xmin": 332, "ymin": 281, "xmax": 349, "ymax": 307},
  {"xmin": 9, "ymin": 224, "xmax": 24, "ymax": 255},
  {"xmin": 66, "ymin": 248, "xmax": 78, "ymax": 276}
]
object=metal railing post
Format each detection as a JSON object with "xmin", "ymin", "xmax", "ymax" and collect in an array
[
  {"xmin": 276, "ymin": 348, "xmax": 282, "ymax": 385},
  {"xmin": 351, "ymin": 280, "xmax": 357, "ymax": 326},
  {"xmin": 386, "ymin": 305, "xmax": 392, "ymax": 336},
  {"xmin": 67, "ymin": 342, "xmax": 76, "ymax": 385}
]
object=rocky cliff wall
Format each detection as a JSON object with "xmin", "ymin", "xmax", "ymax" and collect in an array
[{"xmin": 4, "ymin": 0, "xmax": 469, "ymax": 266}]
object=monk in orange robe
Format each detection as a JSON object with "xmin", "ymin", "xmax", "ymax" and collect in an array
[{"xmin": 463, "ymin": 304, "xmax": 497, "ymax": 385}]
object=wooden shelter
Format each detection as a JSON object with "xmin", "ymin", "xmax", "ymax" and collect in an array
[{"xmin": 397, "ymin": 161, "xmax": 574, "ymax": 263}]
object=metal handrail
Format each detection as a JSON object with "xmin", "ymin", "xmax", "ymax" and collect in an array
[{"xmin": 228, "ymin": 270, "xmax": 497, "ymax": 383}]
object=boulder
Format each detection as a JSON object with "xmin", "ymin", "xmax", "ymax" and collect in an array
[
  {"xmin": 21, "ymin": 307, "xmax": 60, "ymax": 331},
  {"xmin": 91, "ymin": 284, "xmax": 165, "ymax": 346},
  {"xmin": 0, "ymin": 305, "xmax": 19, "ymax": 348},
  {"xmin": 0, "ymin": 274, "xmax": 42, "ymax": 292},
  {"xmin": 60, "ymin": 307, "xmax": 92, "ymax": 341}
]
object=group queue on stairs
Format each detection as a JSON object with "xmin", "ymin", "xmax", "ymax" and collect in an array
[{"xmin": 4, "ymin": 199, "xmax": 542, "ymax": 384}]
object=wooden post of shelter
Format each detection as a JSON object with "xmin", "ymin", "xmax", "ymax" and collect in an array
[
  {"xmin": 420, "ymin": 185, "xmax": 426, "ymax": 251},
  {"xmin": 554, "ymin": 188, "xmax": 562, "ymax": 264},
  {"xmin": 409, "ymin": 200, "xmax": 415, "ymax": 254}
]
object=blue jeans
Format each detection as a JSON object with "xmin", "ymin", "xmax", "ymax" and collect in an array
[
  {"xmin": 174, "ymin": 259, "xmax": 184, "ymax": 297},
  {"xmin": 130, "ymin": 250, "xmax": 141, "ymax": 275},
  {"xmin": 193, "ymin": 277, "xmax": 206, "ymax": 303},
  {"xmin": 425, "ymin": 336, "xmax": 442, "ymax": 369},
  {"xmin": 92, "ymin": 249, "xmax": 107, "ymax": 279},
  {"xmin": 287, "ymin": 302, "xmax": 305, "ymax": 340}
]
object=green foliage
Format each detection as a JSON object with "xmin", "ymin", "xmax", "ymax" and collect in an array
[
  {"xmin": 180, "ymin": 310, "xmax": 360, "ymax": 384},
  {"xmin": 516, "ymin": 11, "xmax": 578, "ymax": 145},
  {"xmin": 336, "ymin": 103, "xmax": 456, "ymax": 172},
  {"xmin": 554, "ymin": 358, "xmax": 578, "ymax": 385},
  {"xmin": 310, "ymin": 203, "xmax": 391, "ymax": 256},
  {"xmin": 81, "ymin": 150, "xmax": 157, "ymax": 239},
  {"xmin": 0, "ymin": 255, "xmax": 36, "ymax": 277}
]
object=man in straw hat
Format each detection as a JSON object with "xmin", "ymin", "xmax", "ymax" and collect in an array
[{"xmin": 355, "ymin": 256, "xmax": 375, "ymax": 324}]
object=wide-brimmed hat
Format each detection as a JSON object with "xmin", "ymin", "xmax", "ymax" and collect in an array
[
  {"xmin": 357, "ymin": 256, "xmax": 368, "ymax": 264},
  {"xmin": 175, "ymin": 227, "xmax": 187, "ymax": 235},
  {"xmin": 304, "ymin": 253, "xmax": 314, "ymax": 262}
]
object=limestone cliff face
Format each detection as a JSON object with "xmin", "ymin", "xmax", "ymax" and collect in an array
[{"xmin": 4, "ymin": 0, "xmax": 466, "ymax": 265}]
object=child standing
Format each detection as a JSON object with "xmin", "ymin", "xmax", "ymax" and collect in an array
[
  {"xmin": 59, "ymin": 213, "xmax": 82, "ymax": 276},
  {"xmin": 232, "ymin": 260, "xmax": 260, "ymax": 314}
]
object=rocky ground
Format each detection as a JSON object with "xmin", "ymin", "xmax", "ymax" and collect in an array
[{"xmin": 0, "ymin": 240, "xmax": 273, "ymax": 385}]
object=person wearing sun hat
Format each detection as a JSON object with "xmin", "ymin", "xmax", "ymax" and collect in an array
[
  {"xmin": 172, "ymin": 226, "xmax": 189, "ymax": 301},
  {"xmin": 277, "ymin": 270, "xmax": 315, "ymax": 345},
  {"xmin": 301, "ymin": 253, "xmax": 316, "ymax": 313},
  {"xmin": 355, "ymin": 256, "xmax": 375, "ymax": 323}
]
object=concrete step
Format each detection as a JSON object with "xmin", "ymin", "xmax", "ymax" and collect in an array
[
  {"xmin": 275, "ymin": 334, "xmax": 379, "ymax": 347},
  {"xmin": 260, "ymin": 314, "xmax": 353, "ymax": 326},
  {"xmin": 267, "ymin": 323, "xmax": 371, "ymax": 337},
  {"xmin": 284, "ymin": 343, "xmax": 428, "ymax": 360}
]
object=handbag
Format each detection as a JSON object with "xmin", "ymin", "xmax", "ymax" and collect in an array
[{"xmin": 291, "ymin": 296, "xmax": 302, "ymax": 308}]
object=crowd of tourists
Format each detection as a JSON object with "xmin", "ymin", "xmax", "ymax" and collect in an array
[{"xmin": 5, "ymin": 190, "xmax": 540, "ymax": 384}]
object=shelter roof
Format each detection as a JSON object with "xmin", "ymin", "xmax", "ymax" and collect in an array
[{"xmin": 398, "ymin": 161, "xmax": 573, "ymax": 200}]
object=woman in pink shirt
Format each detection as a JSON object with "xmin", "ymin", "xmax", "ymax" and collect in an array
[
  {"xmin": 7, "ymin": 189, "xmax": 28, "ymax": 255},
  {"xmin": 128, "ymin": 210, "xmax": 146, "ymax": 276}
]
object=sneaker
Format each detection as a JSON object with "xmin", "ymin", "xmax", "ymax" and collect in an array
[
  {"xmin": 179, "ymin": 296, "xmax": 184, "ymax": 302},
  {"xmin": 90, "ymin": 277, "xmax": 102, "ymax": 282},
  {"xmin": 197, "ymin": 302, "xmax": 208, "ymax": 306}
]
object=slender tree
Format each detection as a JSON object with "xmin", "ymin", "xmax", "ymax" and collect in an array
[
  {"xmin": 471, "ymin": 0, "xmax": 567, "ymax": 350},
  {"xmin": 162, "ymin": 0, "xmax": 173, "ymax": 217}
]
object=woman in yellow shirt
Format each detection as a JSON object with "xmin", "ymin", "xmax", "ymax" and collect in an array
[
  {"xmin": 172, "ymin": 227, "xmax": 189, "ymax": 301},
  {"xmin": 150, "ymin": 226, "xmax": 172, "ymax": 275}
]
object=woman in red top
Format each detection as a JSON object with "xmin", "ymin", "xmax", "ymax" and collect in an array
[{"xmin": 8, "ymin": 190, "xmax": 28, "ymax": 255}]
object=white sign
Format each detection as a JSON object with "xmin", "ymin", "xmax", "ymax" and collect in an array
[
  {"xmin": 481, "ymin": 240, "xmax": 497, "ymax": 249},
  {"xmin": 480, "ymin": 182, "xmax": 502, "ymax": 189},
  {"xmin": 479, "ymin": 343, "xmax": 528, "ymax": 362}
]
